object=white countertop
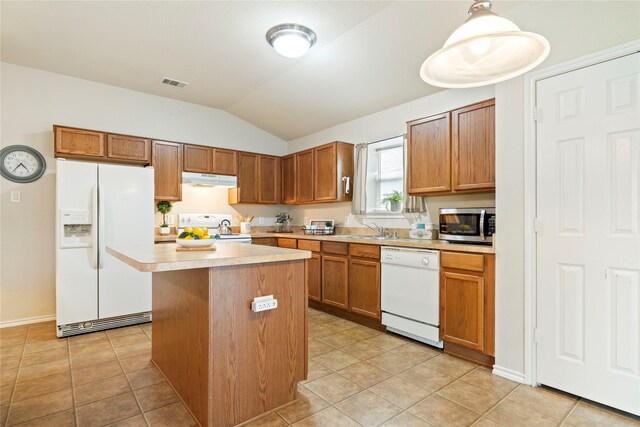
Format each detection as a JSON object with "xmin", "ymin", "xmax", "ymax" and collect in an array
[{"xmin": 107, "ymin": 242, "xmax": 311, "ymax": 273}]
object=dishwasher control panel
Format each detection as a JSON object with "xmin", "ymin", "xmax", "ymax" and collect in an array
[{"xmin": 381, "ymin": 247, "xmax": 439, "ymax": 270}]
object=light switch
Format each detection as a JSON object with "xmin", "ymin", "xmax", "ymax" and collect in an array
[
  {"xmin": 10, "ymin": 191, "xmax": 20, "ymax": 203},
  {"xmin": 167, "ymin": 215, "xmax": 174, "ymax": 225}
]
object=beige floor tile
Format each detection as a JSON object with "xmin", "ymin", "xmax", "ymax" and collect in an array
[
  {"xmin": 304, "ymin": 373, "xmax": 363, "ymax": 404},
  {"xmin": 409, "ymin": 395, "xmax": 480, "ymax": 427},
  {"xmin": 397, "ymin": 363, "xmax": 456, "ymax": 392},
  {"xmin": 71, "ymin": 348, "xmax": 118, "ymax": 370},
  {"xmin": 276, "ymin": 387, "xmax": 330, "ymax": 424},
  {"xmin": 68, "ymin": 338, "xmax": 112, "ymax": 357},
  {"xmin": 72, "ymin": 360, "xmax": 123, "ymax": 386},
  {"xmin": 74, "ymin": 374, "xmax": 131, "ymax": 406},
  {"xmin": 0, "ymin": 336, "xmax": 27, "ymax": 349},
  {"xmin": 335, "ymin": 390, "xmax": 402, "ymax": 426},
  {"xmin": 127, "ymin": 366, "xmax": 165, "ymax": 390},
  {"xmin": 25, "ymin": 329, "xmax": 59, "ymax": 344},
  {"xmin": 23, "ymin": 338, "xmax": 67, "ymax": 354},
  {"xmin": 6, "ymin": 388, "xmax": 73, "ymax": 425},
  {"xmin": 292, "ymin": 407, "xmax": 360, "ymax": 427},
  {"xmin": 317, "ymin": 332, "xmax": 360, "ymax": 349},
  {"xmin": 459, "ymin": 367, "xmax": 519, "ymax": 397},
  {"xmin": 113, "ymin": 341, "xmax": 151, "ymax": 359},
  {"xmin": 1, "ymin": 368, "xmax": 18, "ymax": 387},
  {"xmin": 341, "ymin": 340, "xmax": 387, "ymax": 360},
  {"xmin": 12, "ymin": 408, "xmax": 75, "ymax": 426},
  {"xmin": 420, "ymin": 355, "xmax": 477, "ymax": 378},
  {"xmin": 340, "ymin": 325, "xmax": 382, "ymax": 341},
  {"xmin": 135, "ymin": 382, "xmax": 179, "ymax": 412},
  {"xmin": 471, "ymin": 417, "xmax": 501, "ymax": 426},
  {"xmin": 337, "ymin": 362, "xmax": 393, "ymax": 388},
  {"xmin": 144, "ymin": 401, "xmax": 198, "ymax": 426},
  {"xmin": 0, "ymin": 325, "xmax": 29, "ymax": 338},
  {"xmin": 1, "ymin": 344, "xmax": 24, "ymax": 357},
  {"xmin": 307, "ymin": 340, "xmax": 336, "ymax": 359},
  {"xmin": 110, "ymin": 333, "xmax": 150, "ymax": 349},
  {"xmin": 21, "ymin": 346, "xmax": 68, "ymax": 367},
  {"xmin": 106, "ymin": 414, "xmax": 148, "ymax": 427},
  {"xmin": 1, "ymin": 384, "xmax": 13, "ymax": 407},
  {"xmin": 244, "ymin": 411, "xmax": 288, "ymax": 426},
  {"xmin": 564, "ymin": 400, "xmax": 640, "ymax": 426},
  {"xmin": 1, "ymin": 405, "xmax": 7, "ymax": 426},
  {"xmin": 76, "ymin": 392, "xmax": 141, "ymax": 427},
  {"xmin": 382, "ymin": 411, "xmax": 433, "ymax": 427},
  {"xmin": 299, "ymin": 361, "xmax": 332, "ymax": 385},
  {"xmin": 484, "ymin": 396, "xmax": 564, "ymax": 426},
  {"xmin": 120, "ymin": 353, "xmax": 155, "ymax": 373},
  {"xmin": 17, "ymin": 359, "xmax": 70, "ymax": 383},
  {"xmin": 12, "ymin": 372, "xmax": 71, "ymax": 402},
  {"xmin": 367, "ymin": 351, "xmax": 422, "ymax": 375},
  {"xmin": 363, "ymin": 334, "xmax": 407, "ymax": 352},
  {"xmin": 369, "ymin": 377, "xmax": 432, "ymax": 409},
  {"xmin": 68, "ymin": 331, "xmax": 107, "ymax": 347},
  {"xmin": 388, "ymin": 342, "xmax": 441, "ymax": 365},
  {"xmin": 1, "ymin": 353, "xmax": 22, "ymax": 371},
  {"xmin": 106, "ymin": 326, "xmax": 144, "ymax": 338},
  {"xmin": 507, "ymin": 386, "xmax": 577, "ymax": 422},
  {"xmin": 311, "ymin": 350, "xmax": 359, "ymax": 371},
  {"xmin": 437, "ymin": 380, "xmax": 502, "ymax": 414}
]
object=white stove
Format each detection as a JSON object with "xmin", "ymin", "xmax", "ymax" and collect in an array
[{"xmin": 177, "ymin": 214, "xmax": 252, "ymax": 243}]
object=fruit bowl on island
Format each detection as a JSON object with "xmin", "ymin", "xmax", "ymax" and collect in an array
[
  {"xmin": 176, "ymin": 227, "xmax": 218, "ymax": 248},
  {"xmin": 175, "ymin": 238, "xmax": 216, "ymax": 248}
]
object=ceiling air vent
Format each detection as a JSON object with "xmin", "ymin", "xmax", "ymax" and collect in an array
[{"xmin": 161, "ymin": 77, "xmax": 189, "ymax": 88}]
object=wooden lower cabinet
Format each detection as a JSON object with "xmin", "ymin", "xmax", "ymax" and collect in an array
[
  {"xmin": 307, "ymin": 253, "xmax": 322, "ymax": 302},
  {"xmin": 252, "ymin": 237, "xmax": 277, "ymax": 246},
  {"xmin": 277, "ymin": 238, "xmax": 297, "ymax": 249},
  {"xmin": 348, "ymin": 258, "xmax": 380, "ymax": 319},
  {"xmin": 321, "ymin": 255, "xmax": 349, "ymax": 309}
]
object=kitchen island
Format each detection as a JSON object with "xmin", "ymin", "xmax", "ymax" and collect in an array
[{"xmin": 107, "ymin": 243, "xmax": 311, "ymax": 427}]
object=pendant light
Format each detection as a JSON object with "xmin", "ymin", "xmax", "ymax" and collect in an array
[
  {"xmin": 420, "ymin": 0, "xmax": 550, "ymax": 88},
  {"xmin": 266, "ymin": 24, "xmax": 317, "ymax": 58}
]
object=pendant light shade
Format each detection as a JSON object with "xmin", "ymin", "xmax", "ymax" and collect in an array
[{"xmin": 421, "ymin": 0, "xmax": 550, "ymax": 88}]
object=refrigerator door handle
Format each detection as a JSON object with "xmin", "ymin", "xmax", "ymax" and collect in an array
[
  {"xmin": 90, "ymin": 185, "xmax": 99, "ymax": 270},
  {"xmin": 98, "ymin": 185, "xmax": 106, "ymax": 269}
]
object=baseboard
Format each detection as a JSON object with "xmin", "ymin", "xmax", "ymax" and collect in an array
[
  {"xmin": 0, "ymin": 314, "xmax": 56, "ymax": 329},
  {"xmin": 492, "ymin": 365, "xmax": 526, "ymax": 384}
]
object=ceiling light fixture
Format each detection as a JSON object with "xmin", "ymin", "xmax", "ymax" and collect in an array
[
  {"xmin": 420, "ymin": 0, "xmax": 550, "ymax": 88},
  {"xmin": 266, "ymin": 23, "xmax": 316, "ymax": 58}
]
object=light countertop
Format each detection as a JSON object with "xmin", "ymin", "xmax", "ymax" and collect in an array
[{"xmin": 108, "ymin": 242, "xmax": 311, "ymax": 273}]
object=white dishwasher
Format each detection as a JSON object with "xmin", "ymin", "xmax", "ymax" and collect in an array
[{"xmin": 381, "ymin": 246, "xmax": 443, "ymax": 348}]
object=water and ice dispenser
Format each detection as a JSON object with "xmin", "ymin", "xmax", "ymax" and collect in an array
[{"xmin": 59, "ymin": 209, "xmax": 92, "ymax": 248}]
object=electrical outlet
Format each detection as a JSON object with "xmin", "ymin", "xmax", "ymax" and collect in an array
[
  {"xmin": 303, "ymin": 217, "xmax": 308, "ymax": 225},
  {"xmin": 251, "ymin": 295, "xmax": 278, "ymax": 313},
  {"xmin": 10, "ymin": 191, "xmax": 21, "ymax": 203},
  {"xmin": 258, "ymin": 216, "xmax": 264, "ymax": 225},
  {"xmin": 167, "ymin": 215, "xmax": 174, "ymax": 225}
]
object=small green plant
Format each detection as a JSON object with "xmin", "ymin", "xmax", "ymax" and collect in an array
[
  {"xmin": 156, "ymin": 200, "xmax": 173, "ymax": 227},
  {"xmin": 381, "ymin": 190, "xmax": 403, "ymax": 204},
  {"xmin": 275, "ymin": 211, "xmax": 291, "ymax": 225}
]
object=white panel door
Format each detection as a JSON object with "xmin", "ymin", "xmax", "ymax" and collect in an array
[
  {"xmin": 98, "ymin": 164, "xmax": 154, "ymax": 319},
  {"xmin": 536, "ymin": 52, "xmax": 640, "ymax": 415}
]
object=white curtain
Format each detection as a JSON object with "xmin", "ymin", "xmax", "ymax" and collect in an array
[
  {"xmin": 352, "ymin": 143, "xmax": 368, "ymax": 215},
  {"xmin": 402, "ymin": 134, "xmax": 429, "ymax": 214}
]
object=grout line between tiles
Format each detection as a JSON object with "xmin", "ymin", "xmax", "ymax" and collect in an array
[
  {"xmin": 558, "ymin": 397, "xmax": 581, "ymax": 426},
  {"xmin": 471, "ymin": 383, "xmax": 523, "ymax": 425},
  {"xmin": 2, "ymin": 323, "xmax": 29, "ymax": 427},
  {"xmin": 67, "ymin": 338, "xmax": 79, "ymax": 427}
]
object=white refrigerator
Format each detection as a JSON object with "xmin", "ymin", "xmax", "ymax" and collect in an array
[{"xmin": 56, "ymin": 159, "xmax": 154, "ymax": 337}]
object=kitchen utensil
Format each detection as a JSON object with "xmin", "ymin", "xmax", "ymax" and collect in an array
[
  {"xmin": 247, "ymin": 215, "xmax": 254, "ymax": 222},
  {"xmin": 220, "ymin": 219, "xmax": 233, "ymax": 235},
  {"xmin": 238, "ymin": 215, "xmax": 245, "ymax": 222}
]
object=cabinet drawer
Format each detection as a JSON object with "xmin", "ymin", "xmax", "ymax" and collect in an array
[
  {"xmin": 349, "ymin": 243, "xmax": 380, "ymax": 260},
  {"xmin": 298, "ymin": 239, "xmax": 321, "ymax": 252},
  {"xmin": 441, "ymin": 251, "xmax": 484, "ymax": 272},
  {"xmin": 252, "ymin": 237, "xmax": 277, "ymax": 247},
  {"xmin": 322, "ymin": 241, "xmax": 348, "ymax": 256},
  {"xmin": 277, "ymin": 238, "xmax": 297, "ymax": 249}
]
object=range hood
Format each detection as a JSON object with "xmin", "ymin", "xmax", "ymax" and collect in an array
[{"xmin": 182, "ymin": 172, "xmax": 237, "ymax": 187}]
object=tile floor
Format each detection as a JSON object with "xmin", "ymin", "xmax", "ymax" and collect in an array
[{"xmin": 1, "ymin": 309, "xmax": 639, "ymax": 426}]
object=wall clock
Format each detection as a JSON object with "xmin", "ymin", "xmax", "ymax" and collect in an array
[{"xmin": 0, "ymin": 145, "xmax": 47, "ymax": 183}]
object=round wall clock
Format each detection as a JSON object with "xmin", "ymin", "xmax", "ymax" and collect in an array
[{"xmin": 0, "ymin": 145, "xmax": 47, "ymax": 183}]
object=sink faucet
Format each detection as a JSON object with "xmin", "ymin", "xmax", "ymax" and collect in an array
[{"xmin": 364, "ymin": 223, "xmax": 384, "ymax": 237}]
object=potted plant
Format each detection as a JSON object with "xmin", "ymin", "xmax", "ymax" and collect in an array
[
  {"xmin": 275, "ymin": 211, "xmax": 292, "ymax": 233},
  {"xmin": 156, "ymin": 200, "xmax": 173, "ymax": 235},
  {"xmin": 382, "ymin": 190, "xmax": 403, "ymax": 212}
]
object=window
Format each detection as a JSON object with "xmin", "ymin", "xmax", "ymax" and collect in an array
[{"xmin": 365, "ymin": 135, "xmax": 405, "ymax": 213}]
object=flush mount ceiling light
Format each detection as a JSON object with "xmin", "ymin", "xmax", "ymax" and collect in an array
[
  {"xmin": 266, "ymin": 23, "xmax": 316, "ymax": 58},
  {"xmin": 420, "ymin": 0, "xmax": 550, "ymax": 88}
]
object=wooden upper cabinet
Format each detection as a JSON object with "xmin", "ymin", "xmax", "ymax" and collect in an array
[
  {"xmin": 235, "ymin": 152, "xmax": 259, "ymax": 203},
  {"xmin": 211, "ymin": 148, "xmax": 237, "ymax": 176},
  {"xmin": 296, "ymin": 149, "xmax": 314, "ymax": 204},
  {"xmin": 281, "ymin": 154, "xmax": 297, "ymax": 204},
  {"xmin": 106, "ymin": 134, "xmax": 150, "ymax": 164},
  {"xmin": 407, "ymin": 113, "xmax": 451, "ymax": 194},
  {"xmin": 54, "ymin": 126, "xmax": 105, "ymax": 158},
  {"xmin": 452, "ymin": 99, "xmax": 495, "ymax": 191},
  {"xmin": 313, "ymin": 142, "xmax": 353, "ymax": 202},
  {"xmin": 259, "ymin": 155, "xmax": 279, "ymax": 204},
  {"xmin": 183, "ymin": 144, "xmax": 212, "ymax": 173},
  {"xmin": 152, "ymin": 141, "xmax": 182, "ymax": 201}
]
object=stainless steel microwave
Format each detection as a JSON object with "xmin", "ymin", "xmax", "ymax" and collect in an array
[{"xmin": 439, "ymin": 208, "xmax": 496, "ymax": 244}]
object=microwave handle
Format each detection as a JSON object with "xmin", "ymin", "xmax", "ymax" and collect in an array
[{"xmin": 480, "ymin": 210, "xmax": 486, "ymax": 240}]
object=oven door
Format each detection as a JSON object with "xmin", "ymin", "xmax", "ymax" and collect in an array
[{"xmin": 439, "ymin": 209, "xmax": 486, "ymax": 243}]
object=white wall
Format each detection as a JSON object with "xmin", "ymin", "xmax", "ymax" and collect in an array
[{"xmin": 0, "ymin": 62, "xmax": 286, "ymax": 325}]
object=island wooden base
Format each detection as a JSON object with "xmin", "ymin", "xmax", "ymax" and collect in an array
[{"xmin": 151, "ymin": 260, "xmax": 307, "ymax": 427}]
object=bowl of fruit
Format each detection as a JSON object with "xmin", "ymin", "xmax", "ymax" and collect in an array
[{"xmin": 176, "ymin": 227, "xmax": 219, "ymax": 248}]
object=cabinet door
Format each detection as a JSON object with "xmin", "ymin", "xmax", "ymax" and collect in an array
[
  {"xmin": 55, "ymin": 127, "xmax": 105, "ymax": 158},
  {"xmin": 307, "ymin": 253, "xmax": 322, "ymax": 302},
  {"xmin": 183, "ymin": 144, "xmax": 212, "ymax": 173},
  {"xmin": 314, "ymin": 143, "xmax": 337, "ymax": 201},
  {"xmin": 212, "ymin": 149, "xmax": 237, "ymax": 176},
  {"xmin": 259, "ymin": 155, "xmax": 279, "ymax": 204},
  {"xmin": 237, "ymin": 152, "xmax": 259, "ymax": 203},
  {"xmin": 440, "ymin": 270, "xmax": 484, "ymax": 351},
  {"xmin": 296, "ymin": 149, "xmax": 314, "ymax": 203},
  {"xmin": 349, "ymin": 259, "xmax": 380, "ymax": 319},
  {"xmin": 281, "ymin": 154, "xmax": 297, "ymax": 204},
  {"xmin": 252, "ymin": 237, "xmax": 277, "ymax": 247},
  {"xmin": 152, "ymin": 141, "xmax": 183, "ymax": 201},
  {"xmin": 106, "ymin": 134, "xmax": 151, "ymax": 164},
  {"xmin": 407, "ymin": 113, "xmax": 451, "ymax": 194},
  {"xmin": 452, "ymin": 99, "xmax": 495, "ymax": 191},
  {"xmin": 321, "ymin": 255, "xmax": 348, "ymax": 309}
]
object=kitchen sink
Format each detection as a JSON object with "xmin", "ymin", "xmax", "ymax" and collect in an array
[{"xmin": 337, "ymin": 235, "xmax": 397, "ymax": 240}]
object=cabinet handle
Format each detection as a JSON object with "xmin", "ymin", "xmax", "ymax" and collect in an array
[{"xmin": 342, "ymin": 176, "xmax": 350, "ymax": 194}]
